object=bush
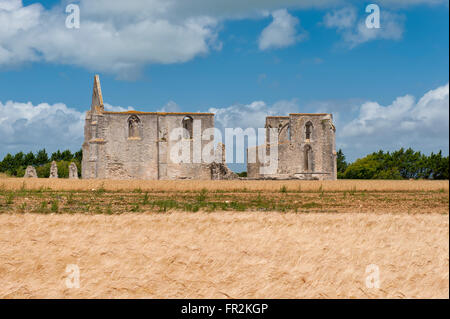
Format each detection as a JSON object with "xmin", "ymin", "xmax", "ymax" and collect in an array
[
  {"xmin": 16, "ymin": 166, "xmax": 25, "ymax": 178},
  {"xmin": 36, "ymin": 163, "xmax": 51, "ymax": 178},
  {"xmin": 341, "ymin": 148, "xmax": 449, "ymax": 180}
]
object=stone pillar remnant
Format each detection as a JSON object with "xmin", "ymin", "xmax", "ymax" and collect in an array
[{"xmin": 49, "ymin": 161, "xmax": 58, "ymax": 178}]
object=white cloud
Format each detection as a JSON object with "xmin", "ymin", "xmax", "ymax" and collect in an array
[
  {"xmin": 323, "ymin": 6, "xmax": 356, "ymax": 29},
  {"xmin": 258, "ymin": 9, "xmax": 307, "ymax": 50},
  {"xmin": 1, "ymin": 83, "xmax": 448, "ymax": 161},
  {"xmin": 339, "ymin": 83, "xmax": 449, "ymax": 157},
  {"xmin": 323, "ymin": 7, "xmax": 405, "ymax": 47},
  {"xmin": 104, "ymin": 103, "xmax": 134, "ymax": 112},
  {"xmin": 0, "ymin": 99, "xmax": 84, "ymax": 154},
  {"xmin": 0, "ymin": 0, "xmax": 447, "ymax": 76},
  {"xmin": 209, "ymin": 99, "xmax": 299, "ymax": 130},
  {"xmin": 158, "ymin": 100, "xmax": 181, "ymax": 113},
  {"xmin": 0, "ymin": 0, "xmax": 220, "ymax": 79}
]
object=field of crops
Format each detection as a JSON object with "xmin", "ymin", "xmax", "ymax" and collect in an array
[
  {"xmin": 1, "ymin": 177, "xmax": 448, "ymax": 192},
  {"xmin": 0, "ymin": 178, "xmax": 448, "ymax": 298}
]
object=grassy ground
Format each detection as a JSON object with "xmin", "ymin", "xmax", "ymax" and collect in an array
[
  {"xmin": 0, "ymin": 186, "xmax": 448, "ymax": 214},
  {"xmin": 0, "ymin": 179, "xmax": 448, "ymax": 298}
]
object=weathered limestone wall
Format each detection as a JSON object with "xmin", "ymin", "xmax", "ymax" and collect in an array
[
  {"xmin": 158, "ymin": 113, "xmax": 214, "ymax": 180},
  {"xmin": 101, "ymin": 113, "xmax": 159, "ymax": 179},
  {"xmin": 82, "ymin": 75, "xmax": 336, "ymax": 180},
  {"xmin": 81, "ymin": 75, "xmax": 224, "ymax": 180},
  {"xmin": 82, "ymin": 111, "xmax": 215, "ymax": 180},
  {"xmin": 266, "ymin": 116, "xmax": 290, "ymax": 143},
  {"xmin": 247, "ymin": 113, "xmax": 337, "ymax": 180}
]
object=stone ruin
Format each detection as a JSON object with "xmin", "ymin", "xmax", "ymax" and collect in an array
[
  {"xmin": 209, "ymin": 143, "xmax": 238, "ymax": 180},
  {"xmin": 69, "ymin": 162, "xmax": 79, "ymax": 179},
  {"xmin": 81, "ymin": 75, "xmax": 337, "ymax": 180},
  {"xmin": 24, "ymin": 166, "xmax": 37, "ymax": 178},
  {"xmin": 247, "ymin": 114, "xmax": 337, "ymax": 180},
  {"xmin": 49, "ymin": 161, "xmax": 58, "ymax": 178},
  {"xmin": 82, "ymin": 75, "xmax": 236, "ymax": 180}
]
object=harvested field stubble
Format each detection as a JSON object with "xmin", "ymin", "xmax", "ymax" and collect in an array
[{"xmin": 0, "ymin": 212, "xmax": 448, "ymax": 298}]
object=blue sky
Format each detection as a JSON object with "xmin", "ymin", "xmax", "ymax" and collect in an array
[{"xmin": 0, "ymin": 0, "xmax": 449, "ymax": 168}]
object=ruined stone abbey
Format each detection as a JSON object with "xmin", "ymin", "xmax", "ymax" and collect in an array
[{"xmin": 82, "ymin": 76, "xmax": 337, "ymax": 180}]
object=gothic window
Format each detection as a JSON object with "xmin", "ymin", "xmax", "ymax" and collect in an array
[
  {"xmin": 278, "ymin": 123, "xmax": 291, "ymax": 142},
  {"xmin": 182, "ymin": 116, "xmax": 193, "ymax": 139},
  {"xmin": 265, "ymin": 125, "xmax": 272, "ymax": 144},
  {"xmin": 305, "ymin": 121, "xmax": 313, "ymax": 140},
  {"xmin": 304, "ymin": 145, "xmax": 313, "ymax": 172},
  {"xmin": 128, "ymin": 115, "xmax": 140, "ymax": 138}
]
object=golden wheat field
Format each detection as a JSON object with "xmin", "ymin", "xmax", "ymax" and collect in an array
[
  {"xmin": 0, "ymin": 178, "xmax": 448, "ymax": 299},
  {"xmin": 1, "ymin": 177, "xmax": 448, "ymax": 192}
]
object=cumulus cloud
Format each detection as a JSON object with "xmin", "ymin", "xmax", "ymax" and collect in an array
[
  {"xmin": 0, "ymin": 99, "xmax": 84, "ymax": 155},
  {"xmin": 104, "ymin": 103, "xmax": 135, "ymax": 112},
  {"xmin": 323, "ymin": 6, "xmax": 356, "ymax": 29},
  {"xmin": 0, "ymin": 0, "xmax": 447, "ymax": 76},
  {"xmin": 323, "ymin": 7, "xmax": 404, "ymax": 47},
  {"xmin": 158, "ymin": 100, "xmax": 181, "ymax": 113},
  {"xmin": 0, "ymin": 0, "xmax": 220, "ymax": 79},
  {"xmin": 209, "ymin": 99, "xmax": 299, "ymax": 130},
  {"xmin": 339, "ymin": 83, "xmax": 449, "ymax": 158},
  {"xmin": 258, "ymin": 9, "xmax": 307, "ymax": 50},
  {"xmin": 1, "ymin": 83, "xmax": 448, "ymax": 162}
]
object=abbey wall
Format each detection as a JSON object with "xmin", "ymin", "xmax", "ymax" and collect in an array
[
  {"xmin": 82, "ymin": 76, "xmax": 220, "ymax": 180},
  {"xmin": 82, "ymin": 75, "xmax": 337, "ymax": 180},
  {"xmin": 247, "ymin": 114, "xmax": 337, "ymax": 180}
]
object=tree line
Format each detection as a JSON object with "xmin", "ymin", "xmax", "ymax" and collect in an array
[
  {"xmin": 0, "ymin": 147, "xmax": 448, "ymax": 180},
  {"xmin": 337, "ymin": 148, "xmax": 449, "ymax": 180},
  {"xmin": 0, "ymin": 149, "xmax": 82, "ymax": 178}
]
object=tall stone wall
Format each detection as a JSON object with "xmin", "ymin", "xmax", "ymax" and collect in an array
[
  {"xmin": 247, "ymin": 113, "xmax": 337, "ymax": 180},
  {"xmin": 81, "ymin": 75, "xmax": 336, "ymax": 180},
  {"xmin": 82, "ymin": 112, "xmax": 215, "ymax": 180},
  {"xmin": 158, "ymin": 113, "xmax": 214, "ymax": 180}
]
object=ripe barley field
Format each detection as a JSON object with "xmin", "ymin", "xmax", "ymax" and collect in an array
[
  {"xmin": 0, "ymin": 178, "xmax": 448, "ymax": 298},
  {"xmin": 0, "ymin": 177, "xmax": 448, "ymax": 192}
]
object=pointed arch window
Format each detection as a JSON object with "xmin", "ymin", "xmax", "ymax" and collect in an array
[
  {"xmin": 128, "ymin": 115, "xmax": 141, "ymax": 138},
  {"xmin": 182, "ymin": 116, "xmax": 193, "ymax": 139},
  {"xmin": 278, "ymin": 123, "xmax": 291, "ymax": 142},
  {"xmin": 305, "ymin": 121, "xmax": 313, "ymax": 140}
]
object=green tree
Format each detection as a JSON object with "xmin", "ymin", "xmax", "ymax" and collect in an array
[
  {"xmin": 427, "ymin": 151, "xmax": 449, "ymax": 180},
  {"xmin": 0, "ymin": 153, "xmax": 14, "ymax": 174},
  {"xmin": 74, "ymin": 149, "xmax": 83, "ymax": 163},
  {"xmin": 50, "ymin": 150, "xmax": 62, "ymax": 162},
  {"xmin": 35, "ymin": 149, "xmax": 49, "ymax": 166},
  {"xmin": 342, "ymin": 154, "xmax": 383, "ymax": 179},
  {"xmin": 24, "ymin": 151, "xmax": 35, "ymax": 167},
  {"xmin": 336, "ymin": 149, "xmax": 348, "ymax": 179},
  {"xmin": 61, "ymin": 150, "xmax": 73, "ymax": 162}
]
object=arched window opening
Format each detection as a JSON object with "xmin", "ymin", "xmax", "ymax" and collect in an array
[
  {"xmin": 305, "ymin": 121, "xmax": 313, "ymax": 140},
  {"xmin": 128, "ymin": 115, "xmax": 140, "ymax": 138},
  {"xmin": 304, "ymin": 145, "xmax": 313, "ymax": 172},
  {"xmin": 278, "ymin": 123, "xmax": 290, "ymax": 142},
  {"xmin": 265, "ymin": 125, "xmax": 272, "ymax": 144},
  {"xmin": 182, "ymin": 116, "xmax": 193, "ymax": 139}
]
